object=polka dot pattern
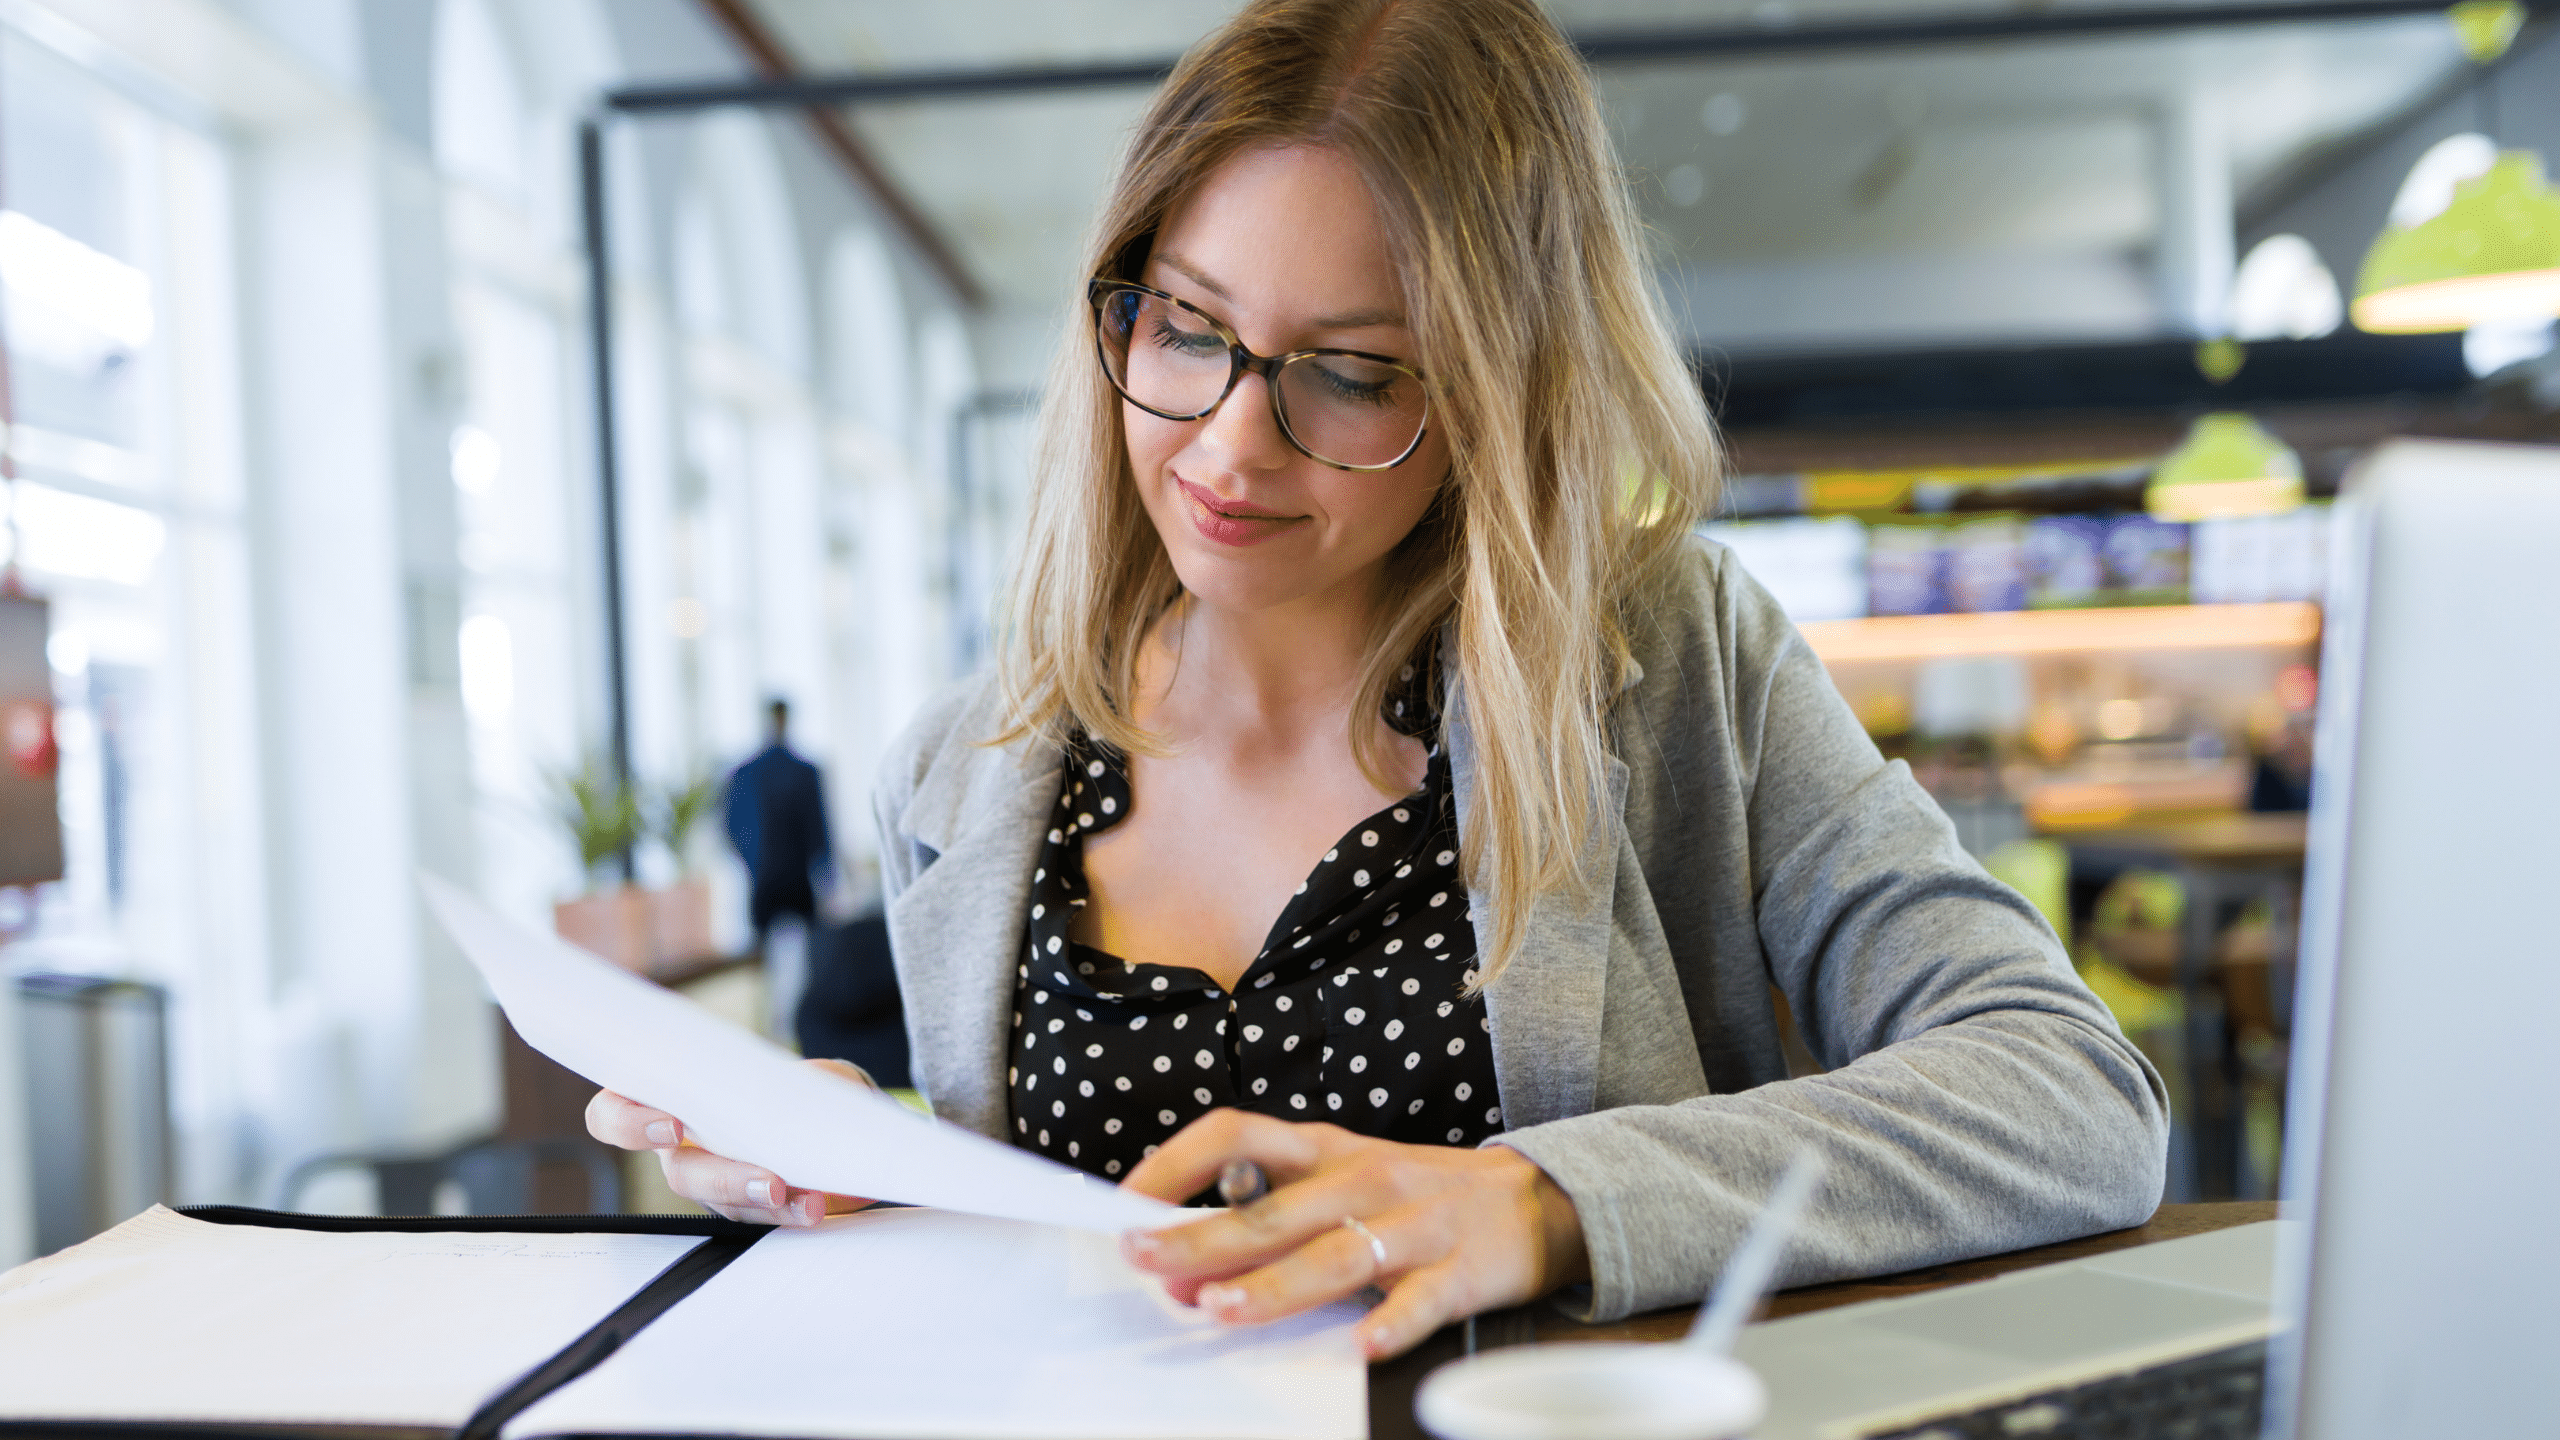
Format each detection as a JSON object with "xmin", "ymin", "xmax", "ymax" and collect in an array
[{"xmin": 1008, "ymin": 653, "xmax": 1502, "ymax": 1181}]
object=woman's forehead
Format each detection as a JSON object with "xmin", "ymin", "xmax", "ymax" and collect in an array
[{"xmin": 1150, "ymin": 144, "xmax": 1410, "ymax": 334}]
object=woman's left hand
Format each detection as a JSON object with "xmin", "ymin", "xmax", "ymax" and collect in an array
[{"xmin": 1118, "ymin": 1109, "xmax": 1589, "ymax": 1360}]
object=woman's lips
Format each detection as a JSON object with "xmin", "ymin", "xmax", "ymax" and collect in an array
[{"xmin": 1178, "ymin": 479, "xmax": 1302, "ymax": 548}]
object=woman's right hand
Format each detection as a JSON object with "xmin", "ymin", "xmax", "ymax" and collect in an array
[{"xmin": 585, "ymin": 1058, "xmax": 877, "ymax": 1226}]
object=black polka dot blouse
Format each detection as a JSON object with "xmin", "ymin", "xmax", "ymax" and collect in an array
[{"xmin": 1007, "ymin": 659, "xmax": 1504, "ymax": 1181}]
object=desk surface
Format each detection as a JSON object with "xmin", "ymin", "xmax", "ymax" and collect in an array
[{"xmin": 1370, "ymin": 1201, "xmax": 2277, "ymax": 1437}]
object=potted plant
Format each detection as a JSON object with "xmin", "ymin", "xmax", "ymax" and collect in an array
[
  {"xmin": 646, "ymin": 768, "xmax": 722, "ymax": 973},
  {"xmin": 545, "ymin": 755, "xmax": 649, "ymax": 970}
]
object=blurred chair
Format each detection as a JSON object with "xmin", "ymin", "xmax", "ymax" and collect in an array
[
  {"xmin": 277, "ymin": 1136, "xmax": 621, "ymax": 1216},
  {"xmin": 796, "ymin": 911, "xmax": 910, "ymax": 1089},
  {"xmin": 2064, "ymin": 817, "xmax": 2307, "ymax": 1203}
]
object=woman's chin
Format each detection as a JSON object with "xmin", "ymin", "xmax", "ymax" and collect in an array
[
  {"xmin": 1148, "ymin": 511, "xmax": 1394, "ymax": 621},
  {"xmin": 1166, "ymin": 566, "xmax": 1314, "ymax": 618},
  {"xmin": 1158, "ymin": 549, "xmax": 1340, "ymax": 619}
]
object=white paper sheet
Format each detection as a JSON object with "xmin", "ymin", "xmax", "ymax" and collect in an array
[
  {"xmin": 422, "ymin": 874, "xmax": 1174, "ymax": 1234},
  {"xmin": 504, "ymin": 1207, "xmax": 1367, "ymax": 1440},
  {"xmin": 0, "ymin": 1206, "xmax": 703, "ymax": 1425}
]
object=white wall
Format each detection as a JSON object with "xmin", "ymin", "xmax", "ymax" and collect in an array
[{"xmin": 1666, "ymin": 248, "xmax": 2159, "ymax": 355}]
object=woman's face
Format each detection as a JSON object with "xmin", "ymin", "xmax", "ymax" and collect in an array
[{"xmin": 1121, "ymin": 144, "xmax": 1451, "ymax": 619}]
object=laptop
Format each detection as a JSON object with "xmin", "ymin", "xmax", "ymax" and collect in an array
[
  {"xmin": 1728, "ymin": 438, "xmax": 2560, "ymax": 1440},
  {"xmin": 1737, "ymin": 1221, "xmax": 2280, "ymax": 1438}
]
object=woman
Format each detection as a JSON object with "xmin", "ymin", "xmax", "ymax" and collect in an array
[{"xmin": 590, "ymin": 0, "xmax": 2167, "ymax": 1360}]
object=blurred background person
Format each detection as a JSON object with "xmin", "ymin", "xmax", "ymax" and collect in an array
[
  {"xmin": 725, "ymin": 698, "xmax": 835, "ymax": 1035},
  {"xmin": 724, "ymin": 696, "xmax": 908, "ymax": 1085}
]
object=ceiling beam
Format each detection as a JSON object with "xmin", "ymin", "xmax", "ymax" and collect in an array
[
  {"xmin": 688, "ymin": 0, "xmax": 985, "ymax": 308},
  {"xmin": 611, "ymin": 0, "xmax": 2546, "ymax": 113},
  {"xmin": 610, "ymin": 57, "xmax": 1174, "ymax": 113}
]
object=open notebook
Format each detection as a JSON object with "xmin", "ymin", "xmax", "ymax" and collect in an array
[{"xmin": 0, "ymin": 1203, "xmax": 1366, "ymax": 1440}]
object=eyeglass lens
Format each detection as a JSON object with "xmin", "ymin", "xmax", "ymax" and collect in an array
[{"xmin": 1096, "ymin": 287, "xmax": 1426, "ymax": 469}]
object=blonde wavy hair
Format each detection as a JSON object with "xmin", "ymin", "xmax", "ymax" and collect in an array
[{"xmin": 994, "ymin": 0, "xmax": 1720, "ymax": 985}]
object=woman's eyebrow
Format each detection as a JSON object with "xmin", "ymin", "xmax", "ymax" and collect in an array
[
  {"xmin": 1309, "ymin": 305, "xmax": 1406, "ymax": 331},
  {"xmin": 1153, "ymin": 250, "xmax": 1408, "ymax": 333},
  {"xmin": 1154, "ymin": 252, "xmax": 1234, "ymax": 303}
]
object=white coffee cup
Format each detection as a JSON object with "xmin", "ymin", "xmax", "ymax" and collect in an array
[{"xmin": 1415, "ymin": 1341, "xmax": 1768, "ymax": 1440}]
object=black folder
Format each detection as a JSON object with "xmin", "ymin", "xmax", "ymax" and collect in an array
[{"xmin": 0, "ymin": 1205, "xmax": 768, "ymax": 1440}]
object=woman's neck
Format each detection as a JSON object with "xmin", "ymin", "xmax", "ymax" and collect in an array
[{"xmin": 1138, "ymin": 579, "xmax": 1381, "ymax": 749}]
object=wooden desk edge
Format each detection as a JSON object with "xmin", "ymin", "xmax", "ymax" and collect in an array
[{"xmin": 1535, "ymin": 1201, "xmax": 2279, "ymax": 1344}]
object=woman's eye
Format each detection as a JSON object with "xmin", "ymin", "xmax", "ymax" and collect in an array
[
  {"xmin": 1309, "ymin": 359, "xmax": 1401, "ymax": 407},
  {"xmin": 1147, "ymin": 315, "xmax": 1225, "ymax": 356}
]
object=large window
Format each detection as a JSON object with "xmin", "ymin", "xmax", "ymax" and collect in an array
[
  {"xmin": 646, "ymin": 114, "xmax": 838, "ymax": 942},
  {"xmin": 0, "ymin": 24, "xmax": 265, "ymax": 1204},
  {"xmin": 434, "ymin": 0, "xmax": 596, "ymax": 929},
  {"xmin": 448, "ymin": 277, "xmax": 587, "ymax": 924}
]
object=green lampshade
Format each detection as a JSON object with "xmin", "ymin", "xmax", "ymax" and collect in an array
[
  {"xmin": 2353, "ymin": 151, "xmax": 2560, "ymax": 334},
  {"xmin": 2146, "ymin": 412, "xmax": 2304, "ymax": 522},
  {"xmin": 2447, "ymin": 0, "xmax": 2525, "ymax": 64}
]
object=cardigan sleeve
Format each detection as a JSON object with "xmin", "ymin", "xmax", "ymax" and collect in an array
[{"xmin": 1493, "ymin": 548, "xmax": 2170, "ymax": 1321}]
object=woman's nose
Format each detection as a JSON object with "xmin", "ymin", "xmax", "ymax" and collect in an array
[{"xmin": 1191, "ymin": 369, "xmax": 1292, "ymax": 473}]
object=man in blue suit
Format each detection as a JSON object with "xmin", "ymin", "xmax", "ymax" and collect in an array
[{"xmin": 723, "ymin": 698, "xmax": 835, "ymax": 938}]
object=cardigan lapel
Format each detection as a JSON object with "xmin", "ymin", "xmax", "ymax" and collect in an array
[
  {"xmin": 885, "ymin": 735, "xmax": 1061, "ymax": 1142},
  {"xmin": 1448, "ymin": 677, "xmax": 1631, "ymax": 1130},
  {"xmin": 888, "ymin": 652, "xmax": 1646, "ymax": 1140}
]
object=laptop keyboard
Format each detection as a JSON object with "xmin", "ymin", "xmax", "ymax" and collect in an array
[{"xmin": 1861, "ymin": 1340, "xmax": 2267, "ymax": 1439}]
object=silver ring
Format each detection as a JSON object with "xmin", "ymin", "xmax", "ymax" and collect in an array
[{"xmin": 1341, "ymin": 1215, "xmax": 1388, "ymax": 1275}]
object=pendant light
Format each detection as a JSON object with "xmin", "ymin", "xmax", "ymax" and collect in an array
[
  {"xmin": 2351, "ymin": 2, "xmax": 2560, "ymax": 334},
  {"xmin": 2352, "ymin": 151, "xmax": 2560, "ymax": 333},
  {"xmin": 2145, "ymin": 412, "xmax": 2304, "ymax": 522}
]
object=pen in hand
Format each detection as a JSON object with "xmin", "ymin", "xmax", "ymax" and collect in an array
[
  {"xmin": 1217, "ymin": 1158, "xmax": 1269, "ymax": 1208},
  {"xmin": 1208, "ymin": 1156, "xmax": 1385, "ymax": 1311}
]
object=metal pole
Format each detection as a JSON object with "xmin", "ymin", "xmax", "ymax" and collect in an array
[
  {"xmin": 1566, "ymin": 0, "xmax": 2540, "ymax": 65},
  {"xmin": 578, "ymin": 116, "xmax": 636, "ymax": 883},
  {"xmin": 606, "ymin": 59, "xmax": 1175, "ymax": 113}
]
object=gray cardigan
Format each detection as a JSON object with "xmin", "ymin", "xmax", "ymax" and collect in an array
[{"xmin": 873, "ymin": 538, "xmax": 2168, "ymax": 1322}]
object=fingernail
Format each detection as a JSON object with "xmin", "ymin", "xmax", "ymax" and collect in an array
[
  {"xmin": 645, "ymin": 1121, "xmax": 676, "ymax": 1147},
  {"xmin": 800, "ymin": 1193, "xmax": 824, "ymax": 1224},
  {"xmin": 1199, "ymin": 1283, "xmax": 1244, "ymax": 1314},
  {"xmin": 1123, "ymin": 1229, "xmax": 1162, "ymax": 1261},
  {"xmin": 747, "ymin": 1178, "xmax": 775, "ymax": 1208}
]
